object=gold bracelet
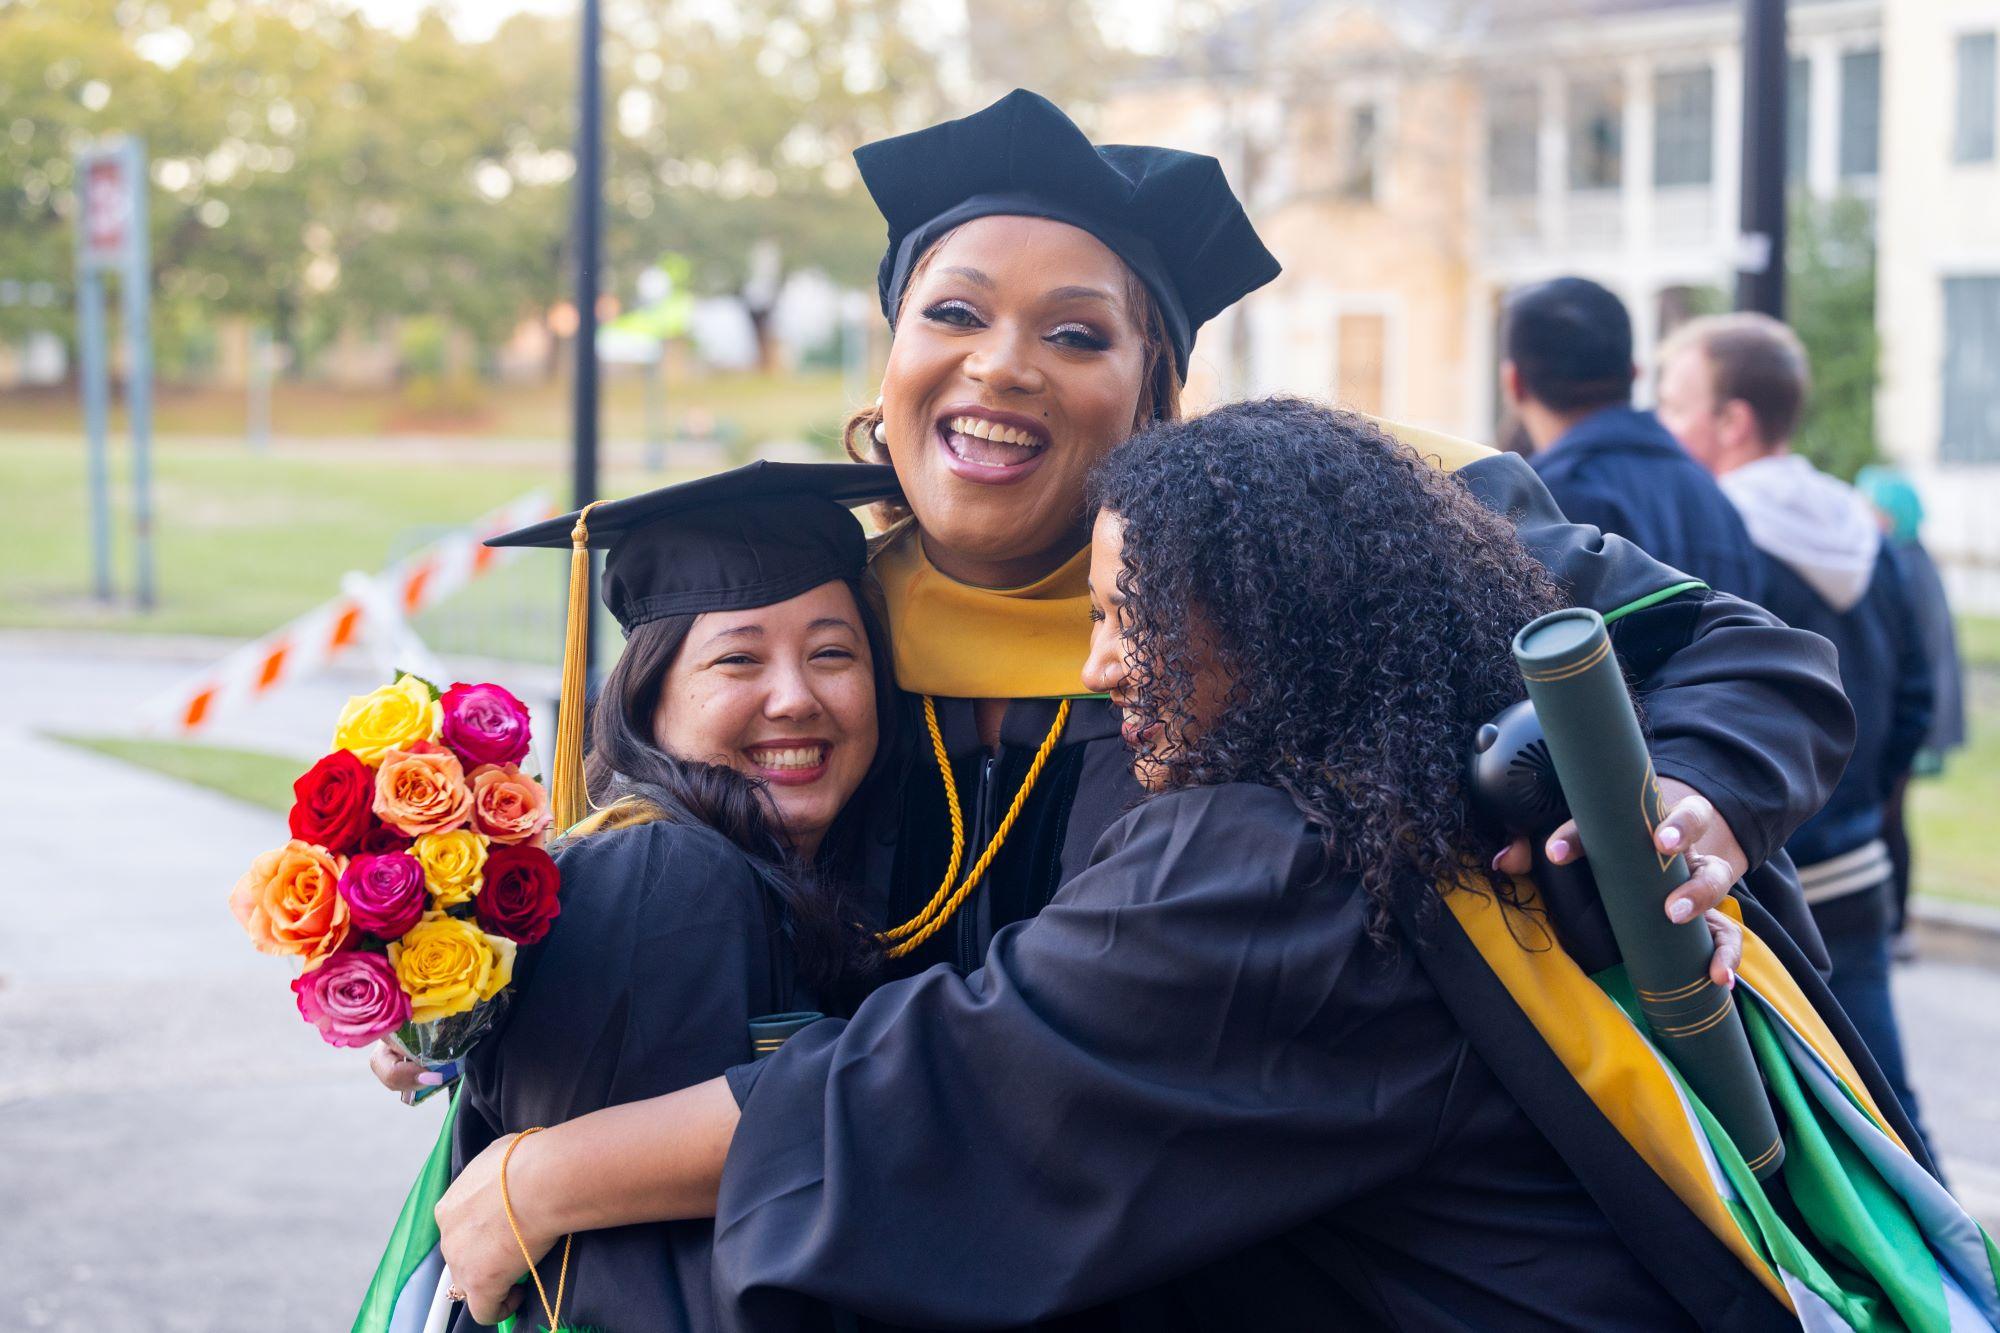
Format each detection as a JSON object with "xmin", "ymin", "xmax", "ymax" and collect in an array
[{"xmin": 500, "ymin": 1126, "xmax": 574, "ymax": 1332}]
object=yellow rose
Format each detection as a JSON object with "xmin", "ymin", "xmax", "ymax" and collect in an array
[
  {"xmin": 333, "ymin": 674, "xmax": 442, "ymax": 765},
  {"xmin": 388, "ymin": 912, "xmax": 516, "ymax": 1024},
  {"xmin": 413, "ymin": 828, "xmax": 487, "ymax": 906}
]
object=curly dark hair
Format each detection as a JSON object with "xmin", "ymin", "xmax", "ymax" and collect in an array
[{"xmin": 1089, "ymin": 397, "xmax": 1567, "ymax": 934}]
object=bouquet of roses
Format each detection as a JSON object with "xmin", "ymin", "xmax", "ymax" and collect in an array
[{"xmin": 229, "ymin": 673, "xmax": 561, "ymax": 1069}]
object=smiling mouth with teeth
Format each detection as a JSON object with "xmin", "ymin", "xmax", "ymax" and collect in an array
[
  {"xmin": 745, "ymin": 744, "xmax": 829, "ymax": 772},
  {"xmin": 942, "ymin": 414, "xmax": 1049, "ymax": 467}
]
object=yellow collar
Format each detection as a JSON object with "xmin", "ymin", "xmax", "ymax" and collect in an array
[{"xmin": 871, "ymin": 523, "xmax": 1097, "ymax": 700}]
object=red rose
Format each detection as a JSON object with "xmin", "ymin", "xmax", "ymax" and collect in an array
[
  {"xmin": 474, "ymin": 844, "xmax": 562, "ymax": 945},
  {"xmin": 354, "ymin": 822, "xmax": 413, "ymax": 856},
  {"xmin": 288, "ymin": 751, "xmax": 377, "ymax": 854}
]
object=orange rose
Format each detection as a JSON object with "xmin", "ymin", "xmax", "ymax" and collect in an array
[
  {"xmin": 230, "ymin": 839, "xmax": 351, "ymax": 964},
  {"xmin": 468, "ymin": 765, "xmax": 553, "ymax": 846},
  {"xmin": 373, "ymin": 741, "xmax": 473, "ymax": 837}
]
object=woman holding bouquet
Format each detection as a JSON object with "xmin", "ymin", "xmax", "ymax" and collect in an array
[{"xmin": 361, "ymin": 463, "xmax": 901, "ymax": 1332}]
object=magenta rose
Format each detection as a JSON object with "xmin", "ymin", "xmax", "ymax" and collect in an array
[
  {"xmin": 291, "ymin": 952, "xmax": 410, "ymax": 1048},
  {"xmin": 336, "ymin": 852, "xmax": 428, "ymax": 940},
  {"xmin": 439, "ymin": 682, "xmax": 532, "ymax": 769}
]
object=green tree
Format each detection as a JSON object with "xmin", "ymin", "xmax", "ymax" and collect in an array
[{"xmin": 1787, "ymin": 194, "xmax": 1879, "ymax": 481}]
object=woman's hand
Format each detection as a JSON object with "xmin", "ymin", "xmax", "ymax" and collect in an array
[
  {"xmin": 1495, "ymin": 777, "xmax": 1749, "ymax": 932},
  {"xmin": 1702, "ymin": 908, "xmax": 1742, "ymax": 990},
  {"xmin": 436, "ymin": 1132, "xmax": 556, "ymax": 1326},
  {"xmin": 369, "ymin": 1042, "xmax": 440, "ymax": 1096}
]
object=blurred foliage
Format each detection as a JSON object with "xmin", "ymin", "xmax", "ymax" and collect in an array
[
  {"xmin": 1788, "ymin": 194, "xmax": 1879, "ymax": 481},
  {"xmin": 0, "ymin": 0, "xmax": 1117, "ymax": 377}
]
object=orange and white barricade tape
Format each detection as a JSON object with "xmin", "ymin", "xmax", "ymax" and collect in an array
[{"xmin": 141, "ymin": 492, "xmax": 555, "ymax": 736}]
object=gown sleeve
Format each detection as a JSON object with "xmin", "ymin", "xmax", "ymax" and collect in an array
[
  {"xmin": 711, "ymin": 784, "xmax": 1463, "ymax": 1330},
  {"xmin": 452, "ymin": 820, "xmax": 785, "ymax": 1333},
  {"xmin": 1458, "ymin": 451, "xmax": 1855, "ymax": 869}
]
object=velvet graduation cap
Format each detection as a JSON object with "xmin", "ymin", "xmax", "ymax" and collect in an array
[
  {"xmin": 858, "ymin": 88, "xmax": 1281, "ymax": 378},
  {"xmin": 487, "ymin": 460, "xmax": 901, "ymax": 831}
]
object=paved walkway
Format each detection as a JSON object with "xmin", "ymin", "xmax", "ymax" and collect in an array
[
  {"xmin": 2, "ymin": 631, "xmax": 1996, "ymax": 1328},
  {"xmin": 0, "ymin": 637, "xmax": 444, "ymax": 1330}
]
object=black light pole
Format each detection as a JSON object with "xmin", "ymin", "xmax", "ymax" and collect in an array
[
  {"xmin": 1735, "ymin": 0, "xmax": 1789, "ymax": 318},
  {"xmin": 571, "ymin": 0, "xmax": 603, "ymax": 679}
]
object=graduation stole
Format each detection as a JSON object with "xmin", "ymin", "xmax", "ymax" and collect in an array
[
  {"xmin": 870, "ymin": 521, "xmax": 1097, "ymax": 700},
  {"xmin": 871, "ymin": 414, "xmax": 1489, "ymax": 702},
  {"xmin": 1448, "ymin": 883, "xmax": 2000, "ymax": 1328}
]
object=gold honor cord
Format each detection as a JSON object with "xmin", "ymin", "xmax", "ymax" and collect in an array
[
  {"xmin": 501, "ymin": 1126, "xmax": 574, "ymax": 1332},
  {"xmin": 882, "ymin": 696, "xmax": 1072, "ymax": 959}
]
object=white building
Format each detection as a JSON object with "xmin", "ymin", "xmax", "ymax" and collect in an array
[
  {"xmin": 1876, "ymin": 0, "xmax": 2000, "ymax": 592},
  {"xmin": 1458, "ymin": 0, "xmax": 1883, "ymax": 436}
]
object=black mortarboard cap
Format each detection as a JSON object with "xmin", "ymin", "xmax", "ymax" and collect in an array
[
  {"xmin": 487, "ymin": 460, "xmax": 901, "ymax": 634},
  {"xmin": 857, "ymin": 89, "xmax": 1281, "ymax": 379}
]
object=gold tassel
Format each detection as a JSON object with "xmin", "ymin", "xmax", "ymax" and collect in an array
[{"xmin": 551, "ymin": 501, "xmax": 603, "ymax": 836}]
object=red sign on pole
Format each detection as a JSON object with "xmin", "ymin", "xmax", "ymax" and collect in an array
[{"xmin": 79, "ymin": 144, "xmax": 136, "ymax": 270}]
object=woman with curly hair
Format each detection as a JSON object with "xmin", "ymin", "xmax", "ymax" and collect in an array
[{"xmin": 430, "ymin": 403, "xmax": 1932, "ymax": 1330}]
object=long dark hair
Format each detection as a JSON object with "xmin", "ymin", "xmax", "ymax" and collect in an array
[
  {"xmin": 1090, "ymin": 398, "xmax": 1567, "ymax": 937},
  {"xmin": 582, "ymin": 577, "xmax": 894, "ymax": 990}
]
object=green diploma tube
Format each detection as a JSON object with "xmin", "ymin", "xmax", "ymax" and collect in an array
[{"xmin": 1513, "ymin": 607, "xmax": 1785, "ymax": 1180}]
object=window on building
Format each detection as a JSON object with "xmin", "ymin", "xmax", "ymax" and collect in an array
[
  {"xmin": 1654, "ymin": 66, "xmax": 1714, "ymax": 187},
  {"xmin": 1943, "ymin": 277, "xmax": 2000, "ymax": 462},
  {"xmin": 1839, "ymin": 48, "xmax": 1881, "ymax": 178},
  {"xmin": 1786, "ymin": 57, "xmax": 1810, "ymax": 184},
  {"xmin": 1335, "ymin": 311, "xmax": 1388, "ymax": 417},
  {"xmin": 1341, "ymin": 102, "xmax": 1380, "ymax": 202},
  {"xmin": 1568, "ymin": 75, "xmax": 1623, "ymax": 191},
  {"xmin": 1487, "ymin": 85, "xmax": 1540, "ymax": 198},
  {"xmin": 1956, "ymin": 32, "xmax": 1997, "ymax": 165}
]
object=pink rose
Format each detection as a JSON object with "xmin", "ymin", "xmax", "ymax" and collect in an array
[
  {"xmin": 440, "ymin": 682, "xmax": 533, "ymax": 769},
  {"xmin": 336, "ymin": 852, "xmax": 428, "ymax": 940},
  {"xmin": 373, "ymin": 741, "xmax": 473, "ymax": 837},
  {"xmin": 291, "ymin": 952, "xmax": 410, "ymax": 1048},
  {"xmin": 468, "ymin": 765, "xmax": 553, "ymax": 846}
]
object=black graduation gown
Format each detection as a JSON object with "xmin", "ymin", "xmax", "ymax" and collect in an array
[
  {"xmin": 713, "ymin": 784, "xmax": 1792, "ymax": 1331},
  {"xmin": 447, "ymin": 819, "xmax": 822, "ymax": 1333},
  {"xmin": 867, "ymin": 452, "xmax": 1849, "ymax": 980}
]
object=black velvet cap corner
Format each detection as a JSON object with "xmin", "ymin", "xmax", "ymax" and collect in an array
[
  {"xmin": 857, "ymin": 88, "xmax": 1281, "ymax": 378},
  {"xmin": 487, "ymin": 460, "xmax": 901, "ymax": 633}
]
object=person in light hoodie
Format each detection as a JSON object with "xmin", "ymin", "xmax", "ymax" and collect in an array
[{"xmin": 1658, "ymin": 311, "xmax": 1937, "ymax": 1155}]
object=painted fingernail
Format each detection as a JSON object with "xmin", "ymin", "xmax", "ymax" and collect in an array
[
  {"xmin": 1548, "ymin": 838, "xmax": 1572, "ymax": 862},
  {"xmin": 1491, "ymin": 850, "xmax": 1508, "ymax": 872},
  {"xmin": 417, "ymin": 1071, "xmax": 444, "ymax": 1087},
  {"xmin": 1668, "ymin": 897, "xmax": 1695, "ymax": 923},
  {"xmin": 1658, "ymin": 826, "xmax": 1683, "ymax": 850}
]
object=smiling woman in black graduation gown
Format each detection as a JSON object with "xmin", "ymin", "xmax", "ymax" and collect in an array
[
  {"xmin": 836, "ymin": 89, "xmax": 1841, "ymax": 992},
  {"xmin": 433, "ymin": 462, "xmax": 899, "ymax": 1333}
]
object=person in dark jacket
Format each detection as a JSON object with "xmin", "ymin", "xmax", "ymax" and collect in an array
[
  {"xmin": 1504, "ymin": 277, "xmax": 1764, "ymax": 602},
  {"xmin": 1858, "ymin": 465, "xmax": 1969, "ymax": 941},
  {"xmin": 1661, "ymin": 311, "xmax": 1936, "ymax": 1151}
]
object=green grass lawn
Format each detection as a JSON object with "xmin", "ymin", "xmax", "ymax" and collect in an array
[
  {"xmin": 1908, "ymin": 670, "xmax": 2000, "ymax": 911},
  {"xmin": 0, "ymin": 370, "xmax": 853, "ymax": 446},
  {"xmin": 51, "ymin": 733, "xmax": 298, "ymax": 813},
  {"xmin": 0, "ymin": 433, "xmax": 773, "ymax": 640}
]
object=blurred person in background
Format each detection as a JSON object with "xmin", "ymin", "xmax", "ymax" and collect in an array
[
  {"xmin": 1857, "ymin": 466, "xmax": 1967, "ymax": 949},
  {"xmin": 1659, "ymin": 312, "xmax": 1936, "ymax": 1153},
  {"xmin": 1502, "ymin": 277, "xmax": 1763, "ymax": 601}
]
